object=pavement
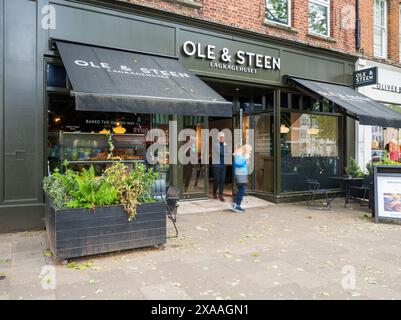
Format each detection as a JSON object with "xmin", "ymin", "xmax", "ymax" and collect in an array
[{"xmin": 1, "ymin": 198, "xmax": 401, "ymax": 300}]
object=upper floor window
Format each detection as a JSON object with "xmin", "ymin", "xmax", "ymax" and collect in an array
[
  {"xmin": 308, "ymin": 0, "xmax": 330, "ymax": 37},
  {"xmin": 374, "ymin": 0, "xmax": 387, "ymax": 58},
  {"xmin": 265, "ymin": 0, "xmax": 291, "ymax": 26}
]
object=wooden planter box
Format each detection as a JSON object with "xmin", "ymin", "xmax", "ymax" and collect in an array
[{"xmin": 45, "ymin": 195, "xmax": 167, "ymax": 260}]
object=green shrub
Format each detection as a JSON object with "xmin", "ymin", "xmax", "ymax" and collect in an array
[
  {"xmin": 366, "ymin": 159, "xmax": 401, "ymax": 174},
  {"xmin": 43, "ymin": 161, "xmax": 158, "ymax": 220},
  {"xmin": 345, "ymin": 157, "xmax": 366, "ymax": 177}
]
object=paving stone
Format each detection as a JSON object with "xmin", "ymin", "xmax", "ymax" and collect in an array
[
  {"xmin": 140, "ymin": 282, "xmax": 192, "ymax": 300},
  {"xmin": 1, "ymin": 201, "xmax": 401, "ymax": 299}
]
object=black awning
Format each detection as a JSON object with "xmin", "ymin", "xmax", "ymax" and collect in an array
[
  {"xmin": 56, "ymin": 41, "xmax": 232, "ymax": 117},
  {"xmin": 285, "ymin": 76, "xmax": 401, "ymax": 128}
]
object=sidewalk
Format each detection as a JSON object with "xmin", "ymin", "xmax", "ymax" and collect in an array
[
  {"xmin": 1, "ymin": 199, "xmax": 401, "ymax": 300},
  {"xmin": 178, "ymin": 196, "xmax": 275, "ymax": 215}
]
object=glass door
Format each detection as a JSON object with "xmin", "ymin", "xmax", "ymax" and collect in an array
[
  {"xmin": 178, "ymin": 115, "xmax": 209, "ymax": 199},
  {"xmin": 254, "ymin": 112, "xmax": 274, "ymax": 193}
]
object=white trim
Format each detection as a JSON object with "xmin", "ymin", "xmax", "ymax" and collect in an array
[
  {"xmin": 265, "ymin": 0, "xmax": 291, "ymax": 27},
  {"xmin": 374, "ymin": 0, "xmax": 388, "ymax": 59},
  {"xmin": 308, "ymin": 0, "xmax": 330, "ymax": 37}
]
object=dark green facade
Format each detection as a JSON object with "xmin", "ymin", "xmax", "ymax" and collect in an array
[{"xmin": 0, "ymin": 0, "xmax": 357, "ymax": 233}]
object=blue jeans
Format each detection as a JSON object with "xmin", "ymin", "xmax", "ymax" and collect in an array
[{"xmin": 236, "ymin": 185, "xmax": 246, "ymax": 207}]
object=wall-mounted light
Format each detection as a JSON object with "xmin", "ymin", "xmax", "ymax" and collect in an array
[{"xmin": 53, "ymin": 116, "xmax": 61, "ymax": 124}]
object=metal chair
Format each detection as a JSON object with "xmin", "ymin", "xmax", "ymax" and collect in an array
[
  {"xmin": 349, "ymin": 176, "xmax": 370, "ymax": 207},
  {"xmin": 306, "ymin": 179, "xmax": 334, "ymax": 211},
  {"xmin": 151, "ymin": 179, "xmax": 167, "ymax": 201},
  {"xmin": 152, "ymin": 180, "xmax": 180, "ymax": 237}
]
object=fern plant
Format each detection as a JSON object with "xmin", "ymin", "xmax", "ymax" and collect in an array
[{"xmin": 43, "ymin": 160, "xmax": 158, "ymax": 221}]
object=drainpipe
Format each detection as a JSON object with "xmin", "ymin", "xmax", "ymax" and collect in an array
[{"xmin": 355, "ymin": 0, "xmax": 361, "ymax": 50}]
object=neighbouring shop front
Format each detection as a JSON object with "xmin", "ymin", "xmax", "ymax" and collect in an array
[
  {"xmin": 2, "ymin": 0, "xmax": 400, "ymax": 233},
  {"xmin": 356, "ymin": 59, "xmax": 401, "ymax": 170}
]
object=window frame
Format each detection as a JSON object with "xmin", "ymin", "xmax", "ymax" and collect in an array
[
  {"xmin": 374, "ymin": 0, "xmax": 388, "ymax": 59},
  {"xmin": 308, "ymin": 0, "xmax": 331, "ymax": 37},
  {"xmin": 265, "ymin": 0, "xmax": 292, "ymax": 27}
]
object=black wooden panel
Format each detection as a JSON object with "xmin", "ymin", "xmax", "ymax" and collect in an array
[
  {"xmin": 56, "ymin": 236, "xmax": 166, "ymax": 260},
  {"xmin": 56, "ymin": 227, "xmax": 166, "ymax": 250},
  {"xmin": 45, "ymin": 198, "xmax": 167, "ymax": 260},
  {"xmin": 56, "ymin": 219, "xmax": 166, "ymax": 241}
]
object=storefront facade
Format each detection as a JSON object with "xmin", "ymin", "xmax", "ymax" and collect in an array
[
  {"xmin": 0, "ymin": 0, "xmax": 359, "ymax": 233},
  {"xmin": 356, "ymin": 59, "xmax": 401, "ymax": 170}
]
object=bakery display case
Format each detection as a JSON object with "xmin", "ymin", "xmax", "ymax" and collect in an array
[{"xmin": 48, "ymin": 131, "xmax": 146, "ymax": 174}]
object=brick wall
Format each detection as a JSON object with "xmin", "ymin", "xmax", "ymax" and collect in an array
[
  {"xmin": 116, "ymin": 0, "xmax": 358, "ymax": 56},
  {"xmin": 360, "ymin": 0, "xmax": 401, "ymax": 65}
]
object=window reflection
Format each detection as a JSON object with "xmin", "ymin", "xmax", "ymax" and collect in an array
[{"xmin": 280, "ymin": 112, "xmax": 340, "ymax": 192}]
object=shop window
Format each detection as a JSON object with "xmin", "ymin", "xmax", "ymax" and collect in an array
[
  {"xmin": 280, "ymin": 112, "xmax": 340, "ymax": 192},
  {"xmin": 238, "ymin": 97, "xmax": 251, "ymax": 114},
  {"xmin": 47, "ymin": 63, "xmax": 67, "ymax": 88},
  {"xmin": 254, "ymin": 113, "xmax": 274, "ymax": 193},
  {"xmin": 291, "ymin": 94, "xmax": 301, "ymax": 110},
  {"xmin": 47, "ymin": 94, "xmax": 151, "ymax": 175},
  {"xmin": 266, "ymin": 92, "xmax": 274, "ymax": 109},
  {"xmin": 281, "ymin": 92, "xmax": 289, "ymax": 109},
  {"xmin": 371, "ymin": 111, "xmax": 401, "ymax": 163},
  {"xmin": 374, "ymin": 0, "xmax": 387, "ymax": 58},
  {"xmin": 308, "ymin": 0, "xmax": 330, "ymax": 37},
  {"xmin": 265, "ymin": 0, "xmax": 291, "ymax": 27},
  {"xmin": 253, "ymin": 96, "xmax": 264, "ymax": 113}
]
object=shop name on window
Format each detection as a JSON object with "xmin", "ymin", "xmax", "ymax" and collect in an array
[{"xmin": 182, "ymin": 41, "xmax": 281, "ymax": 74}]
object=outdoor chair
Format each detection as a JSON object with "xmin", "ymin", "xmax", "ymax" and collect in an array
[
  {"xmin": 151, "ymin": 179, "xmax": 167, "ymax": 201},
  {"xmin": 306, "ymin": 179, "xmax": 335, "ymax": 211},
  {"xmin": 349, "ymin": 176, "xmax": 370, "ymax": 207},
  {"xmin": 152, "ymin": 180, "xmax": 180, "ymax": 237}
]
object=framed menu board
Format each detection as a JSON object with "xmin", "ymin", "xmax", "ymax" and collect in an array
[{"xmin": 374, "ymin": 166, "xmax": 401, "ymax": 222}]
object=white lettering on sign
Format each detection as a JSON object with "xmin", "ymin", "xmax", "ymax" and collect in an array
[
  {"xmin": 73, "ymin": 60, "xmax": 190, "ymax": 79},
  {"xmin": 182, "ymin": 41, "xmax": 281, "ymax": 73}
]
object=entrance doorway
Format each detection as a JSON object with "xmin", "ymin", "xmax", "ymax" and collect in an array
[
  {"xmin": 178, "ymin": 115, "xmax": 209, "ymax": 200},
  {"xmin": 209, "ymin": 116, "xmax": 234, "ymax": 198}
]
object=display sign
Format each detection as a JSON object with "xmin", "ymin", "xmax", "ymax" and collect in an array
[
  {"xmin": 353, "ymin": 67, "xmax": 378, "ymax": 88},
  {"xmin": 374, "ymin": 166, "xmax": 401, "ymax": 222},
  {"xmin": 357, "ymin": 61, "xmax": 401, "ymax": 105},
  {"xmin": 181, "ymin": 41, "xmax": 281, "ymax": 75}
]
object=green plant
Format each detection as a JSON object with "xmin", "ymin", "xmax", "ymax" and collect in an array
[
  {"xmin": 366, "ymin": 159, "xmax": 401, "ymax": 174},
  {"xmin": 66, "ymin": 166, "xmax": 118, "ymax": 209},
  {"xmin": 104, "ymin": 162, "xmax": 158, "ymax": 221},
  {"xmin": 344, "ymin": 157, "xmax": 365, "ymax": 177},
  {"xmin": 43, "ymin": 160, "xmax": 158, "ymax": 221}
]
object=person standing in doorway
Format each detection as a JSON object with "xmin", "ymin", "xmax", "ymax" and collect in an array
[
  {"xmin": 232, "ymin": 144, "xmax": 252, "ymax": 213},
  {"xmin": 212, "ymin": 132, "xmax": 229, "ymax": 202}
]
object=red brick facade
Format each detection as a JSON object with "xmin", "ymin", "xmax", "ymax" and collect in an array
[
  {"xmin": 359, "ymin": 0, "xmax": 400, "ymax": 65},
  {"xmin": 116, "ymin": 0, "xmax": 401, "ymax": 66},
  {"xmin": 117, "ymin": 0, "xmax": 358, "ymax": 56}
]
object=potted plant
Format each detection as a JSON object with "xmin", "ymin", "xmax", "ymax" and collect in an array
[
  {"xmin": 43, "ymin": 160, "xmax": 166, "ymax": 260},
  {"xmin": 344, "ymin": 157, "xmax": 365, "ymax": 179}
]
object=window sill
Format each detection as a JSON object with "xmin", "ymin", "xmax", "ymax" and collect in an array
[
  {"xmin": 263, "ymin": 20, "xmax": 299, "ymax": 33},
  {"xmin": 307, "ymin": 32, "xmax": 337, "ymax": 43},
  {"xmin": 172, "ymin": 0, "xmax": 203, "ymax": 8}
]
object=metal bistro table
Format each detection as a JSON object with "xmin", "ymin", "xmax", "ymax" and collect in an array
[{"xmin": 329, "ymin": 176, "xmax": 365, "ymax": 208}]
